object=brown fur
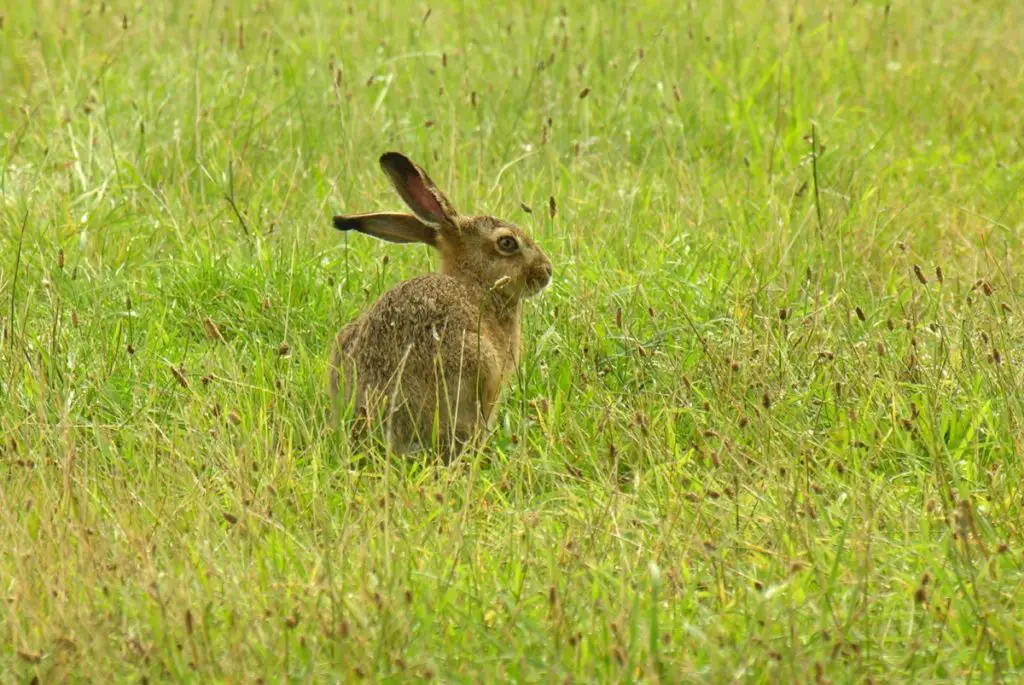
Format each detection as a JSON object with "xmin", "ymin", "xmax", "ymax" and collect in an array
[{"xmin": 329, "ymin": 153, "xmax": 552, "ymax": 457}]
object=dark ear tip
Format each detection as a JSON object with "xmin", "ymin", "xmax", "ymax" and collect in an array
[
  {"xmin": 379, "ymin": 151, "xmax": 413, "ymax": 173},
  {"xmin": 333, "ymin": 215, "xmax": 360, "ymax": 231}
]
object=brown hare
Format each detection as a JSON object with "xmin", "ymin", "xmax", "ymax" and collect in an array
[{"xmin": 329, "ymin": 152, "xmax": 552, "ymax": 458}]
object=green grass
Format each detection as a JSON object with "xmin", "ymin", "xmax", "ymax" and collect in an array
[{"xmin": 2, "ymin": 0, "xmax": 1023, "ymax": 681}]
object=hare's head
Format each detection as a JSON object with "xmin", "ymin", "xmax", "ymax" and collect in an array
[{"xmin": 334, "ymin": 152, "xmax": 552, "ymax": 300}]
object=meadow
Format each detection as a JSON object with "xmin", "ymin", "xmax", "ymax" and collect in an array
[{"xmin": 2, "ymin": 0, "xmax": 1023, "ymax": 681}]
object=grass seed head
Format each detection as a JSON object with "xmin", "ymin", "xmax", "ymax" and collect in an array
[
  {"xmin": 855, "ymin": 306, "xmax": 866, "ymax": 322},
  {"xmin": 171, "ymin": 366, "xmax": 189, "ymax": 389},
  {"xmin": 204, "ymin": 317, "xmax": 225, "ymax": 342},
  {"xmin": 913, "ymin": 264, "xmax": 928, "ymax": 284}
]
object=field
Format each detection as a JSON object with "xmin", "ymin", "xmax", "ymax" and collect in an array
[{"xmin": 2, "ymin": 0, "xmax": 1023, "ymax": 681}]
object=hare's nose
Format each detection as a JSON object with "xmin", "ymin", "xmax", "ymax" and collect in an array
[{"xmin": 542, "ymin": 262, "xmax": 553, "ymax": 279}]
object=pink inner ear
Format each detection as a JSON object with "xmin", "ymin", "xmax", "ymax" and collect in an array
[{"xmin": 404, "ymin": 170, "xmax": 445, "ymax": 221}]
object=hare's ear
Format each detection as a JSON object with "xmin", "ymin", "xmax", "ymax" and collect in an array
[
  {"xmin": 333, "ymin": 213, "xmax": 436, "ymax": 247},
  {"xmin": 379, "ymin": 152, "xmax": 458, "ymax": 227}
]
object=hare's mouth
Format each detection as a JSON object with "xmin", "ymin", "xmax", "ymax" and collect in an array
[{"xmin": 524, "ymin": 262, "xmax": 553, "ymax": 296}]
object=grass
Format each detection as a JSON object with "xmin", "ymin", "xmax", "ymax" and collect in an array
[{"xmin": 2, "ymin": 0, "xmax": 1023, "ymax": 681}]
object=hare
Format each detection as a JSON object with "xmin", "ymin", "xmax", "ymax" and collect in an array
[{"xmin": 329, "ymin": 152, "xmax": 553, "ymax": 457}]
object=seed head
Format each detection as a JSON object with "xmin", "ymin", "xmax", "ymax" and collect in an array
[
  {"xmin": 171, "ymin": 366, "xmax": 189, "ymax": 389},
  {"xmin": 204, "ymin": 317, "xmax": 225, "ymax": 342}
]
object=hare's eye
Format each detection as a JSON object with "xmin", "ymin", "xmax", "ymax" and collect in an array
[{"xmin": 497, "ymin": 236, "xmax": 519, "ymax": 254}]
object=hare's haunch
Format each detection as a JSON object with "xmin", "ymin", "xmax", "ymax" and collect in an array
[{"xmin": 329, "ymin": 152, "xmax": 552, "ymax": 457}]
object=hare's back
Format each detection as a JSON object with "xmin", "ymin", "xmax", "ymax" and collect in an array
[{"xmin": 350, "ymin": 274, "xmax": 483, "ymax": 355}]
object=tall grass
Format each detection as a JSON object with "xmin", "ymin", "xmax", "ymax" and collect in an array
[{"xmin": 2, "ymin": 0, "xmax": 1022, "ymax": 681}]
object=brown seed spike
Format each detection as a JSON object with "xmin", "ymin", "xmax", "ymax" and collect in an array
[
  {"xmin": 578, "ymin": 87, "xmax": 590, "ymax": 99},
  {"xmin": 17, "ymin": 650, "xmax": 42, "ymax": 664},
  {"xmin": 222, "ymin": 512, "xmax": 238, "ymax": 525},
  {"xmin": 982, "ymin": 281, "xmax": 993, "ymax": 296},
  {"xmin": 779, "ymin": 307, "xmax": 788, "ymax": 321},
  {"xmin": 185, "ymin": 609, "xmax": 194, "ymax": 634},
  {"xmin": 935, "ymin": 266, "xmax": 944, "ymax": 283},
  {"xmin": 548, "ymin": 195, "xmax": 557, "ymax": 218},
  {"xmin": 58, "ymin": 249, "xmax": 65, "ymax": 269},
  {"xmin": 913, "ymin": 264, "xmax": 928, "ymax": 284},
  {"xmin": 204, "ymin": 317, "xmax": 225, "ymax": 342},
  {"xmin": 519, "ymin": 201, "xmax": 533, "ymax": 214},
  {"xmin": 171, "ymin": 366, "xmax": 190, "ymax": 389},
  {"xmin": 855, "ymin": 306, "xmax": 866, "ymax": 322},
  {"xmin": 762, "ymin": 392, "xmax": 772, "ymax": 409}
]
